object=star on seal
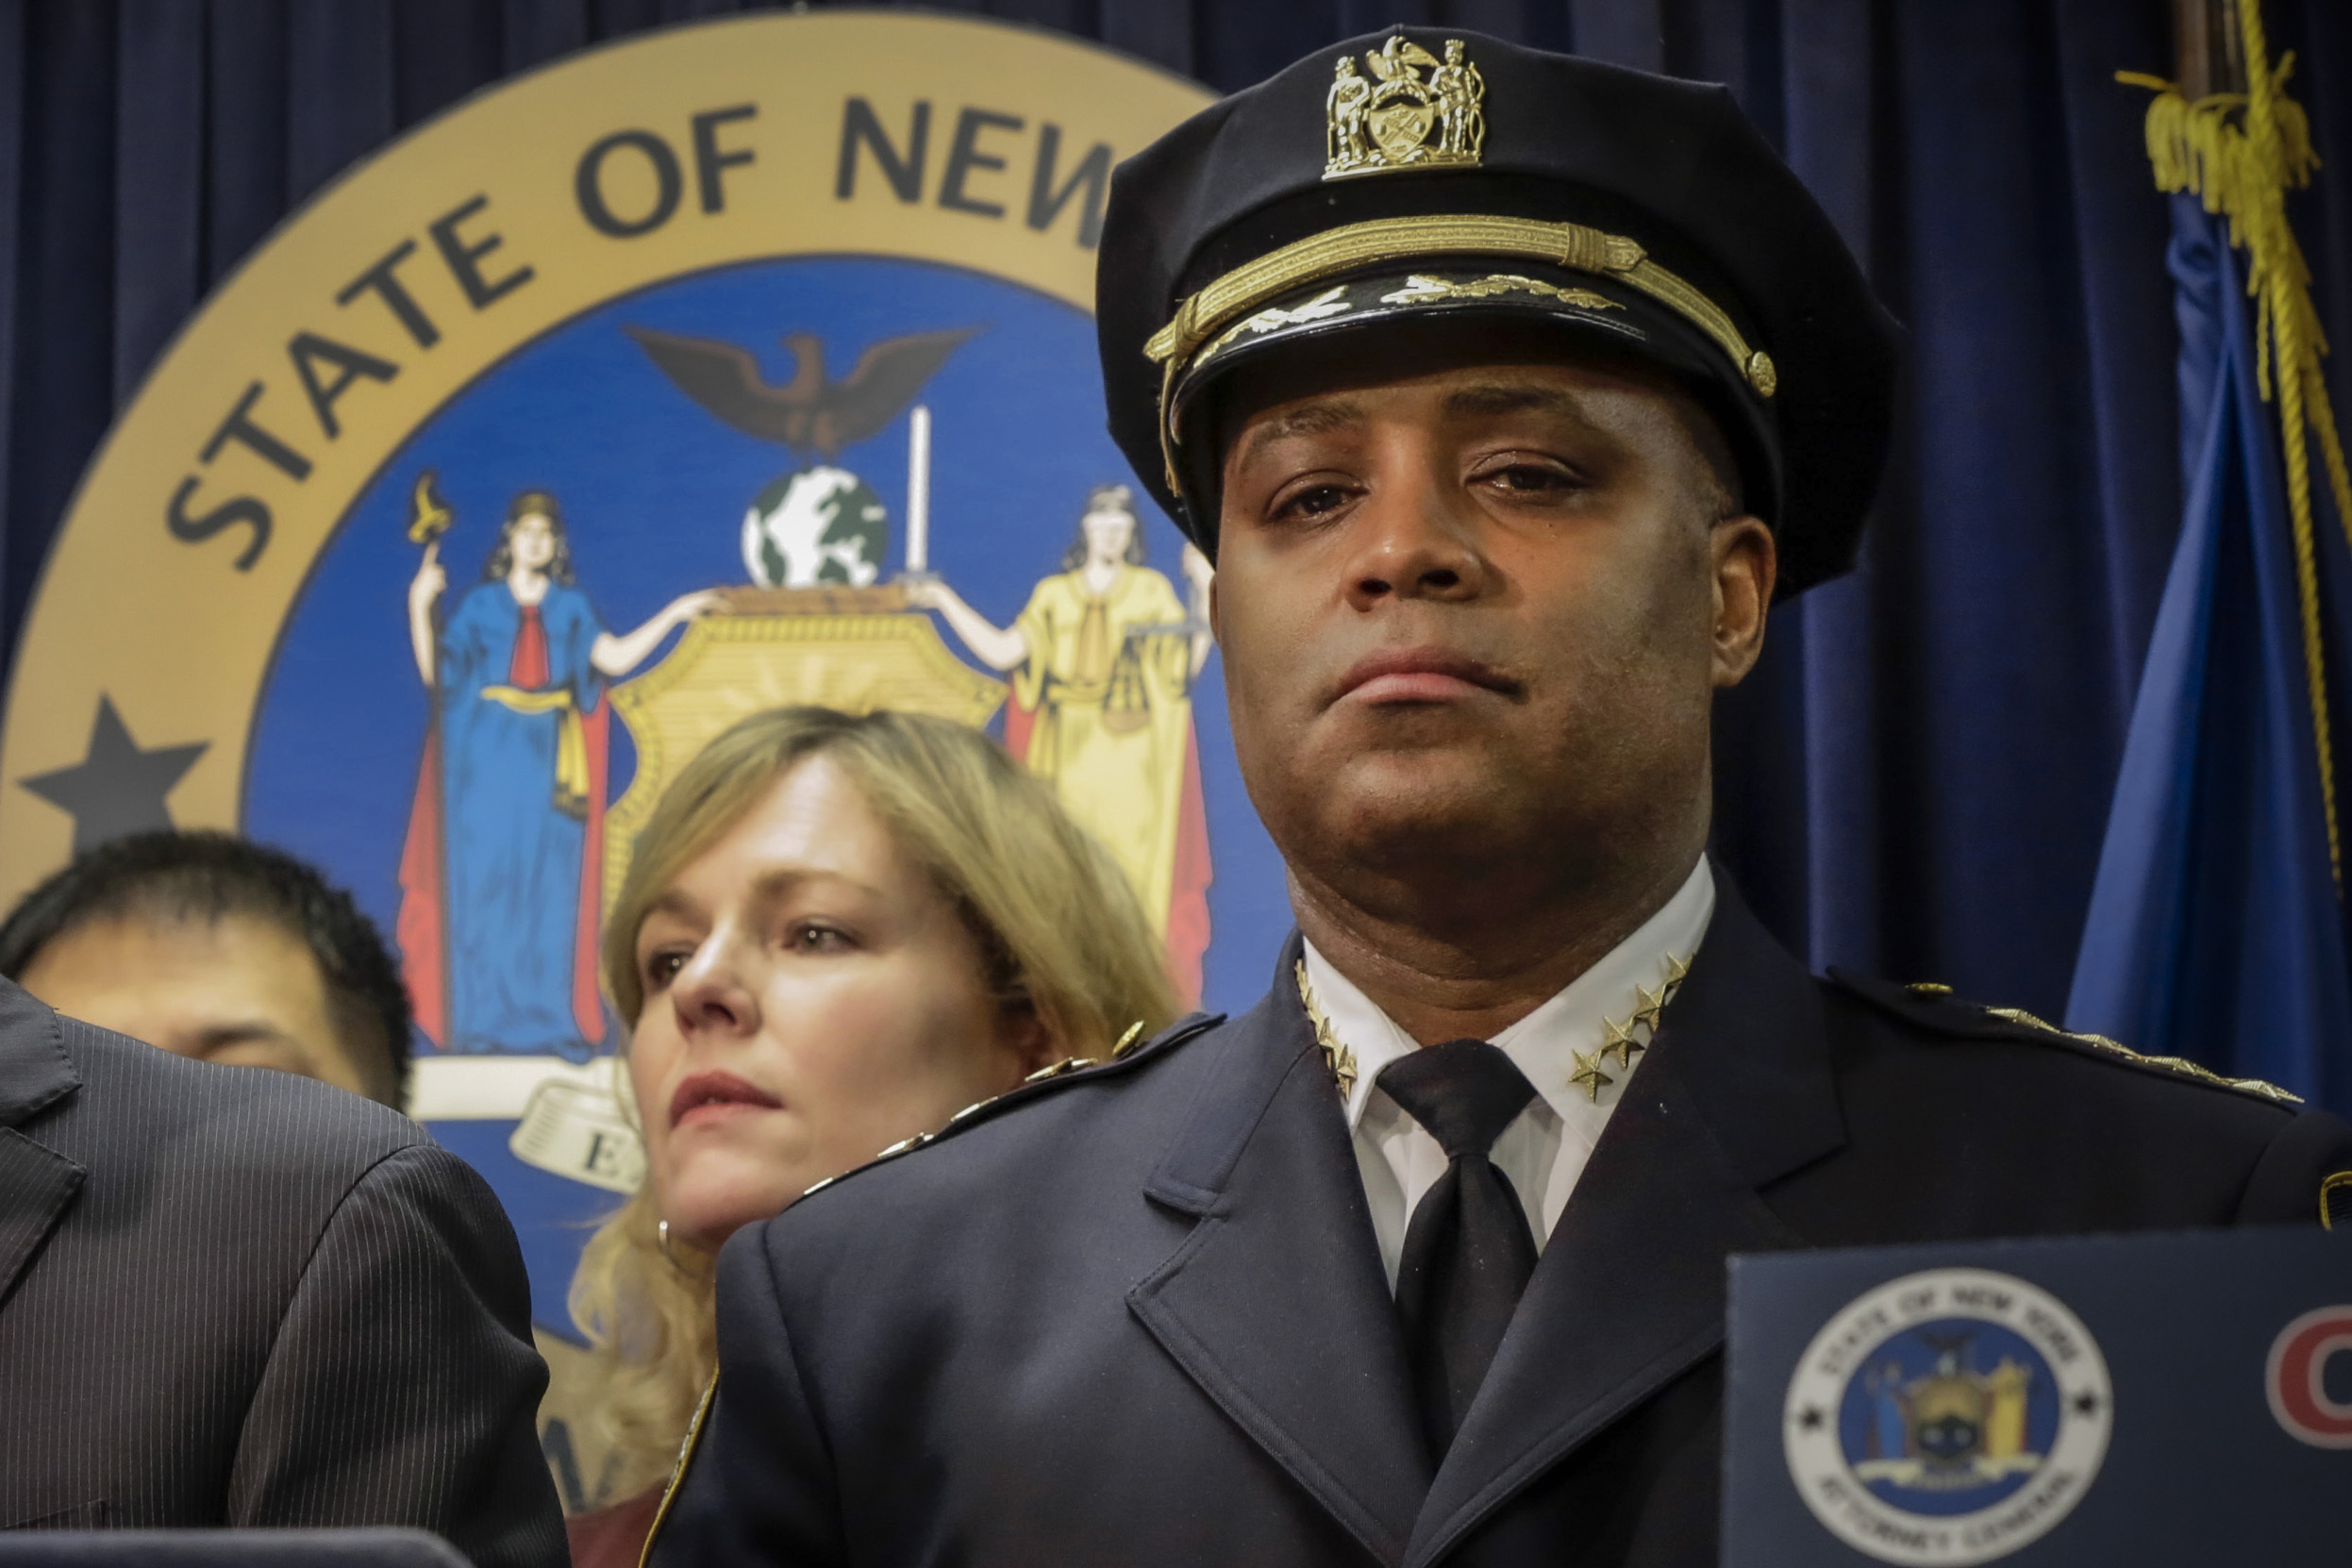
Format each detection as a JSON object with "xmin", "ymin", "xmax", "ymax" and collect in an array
[{"xmin": 19, "ymin": 696, "xmax": 208, "ymax": 855}]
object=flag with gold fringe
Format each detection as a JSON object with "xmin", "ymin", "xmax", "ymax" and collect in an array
[{"xmin": 2068, "ymin": 0, "xmax": 2352, "ymax": 1116}]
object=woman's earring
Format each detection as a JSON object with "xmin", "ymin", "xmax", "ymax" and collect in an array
[{"xmin": 658, "ymin": 1218, "xmax": 682, "ymax": 1270}]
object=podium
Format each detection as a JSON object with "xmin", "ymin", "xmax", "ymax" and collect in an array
[{"xmin": 1724, "ymin": 1226, "xmax": 2352, "ymax": 1566}]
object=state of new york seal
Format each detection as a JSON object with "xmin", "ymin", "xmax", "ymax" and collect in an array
[{"xmin": 1783, "ymin": 1268, "xmax": 2113, "ymax": 1565}]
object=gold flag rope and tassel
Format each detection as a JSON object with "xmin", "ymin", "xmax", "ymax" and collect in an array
[{"xmin": 2120, "ymin": 0, "xmax": 2352, "ymax": 886}]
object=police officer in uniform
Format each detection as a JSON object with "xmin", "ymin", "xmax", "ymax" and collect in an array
[{"xmin": 650, "ymin": 31, "xmax": 2352, "ymax": 1568}]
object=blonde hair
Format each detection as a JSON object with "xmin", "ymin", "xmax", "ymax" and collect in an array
[{"xmin": 567, "ymin": 706, "xmax": 1179, "ymax": 1499}]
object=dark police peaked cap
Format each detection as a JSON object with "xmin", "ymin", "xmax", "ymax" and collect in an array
[{"xmin": 1096, "ymin": 28, "xmax": 1901, "ymax": 596}]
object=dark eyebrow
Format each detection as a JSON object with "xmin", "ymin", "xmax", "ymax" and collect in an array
[
  {"xmin": 194, "ymin": 1022, "xmax": 298, "ymax": 1050},
  {"xmin": 1438, "ymin": 382, "xmax": 1593, "ymax": 423},
  {"xmin": 1232, "ymin": 397, "xmax": 1366, "ymax": 466}
]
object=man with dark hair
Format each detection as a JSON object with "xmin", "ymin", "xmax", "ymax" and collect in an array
[
  {"xmin": 0, "ymin": 831, "xmax": 412, "ymax": 1107},
  {"xmin": 0, "ymin": 830, "xmax": 563, "ymax": 1563},
  {"xmin": 653, "ymin": 30, "xmax": 2352, "ymax": 1568}
]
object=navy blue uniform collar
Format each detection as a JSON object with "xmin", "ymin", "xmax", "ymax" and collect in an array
[
  {"xmin": 1131, "ymin": 871, "xmax": 1844, "ymax": 1566},
  {"xmin": 1134, "ymin": 931, "xmax": 1432, "ymax": 1561}
]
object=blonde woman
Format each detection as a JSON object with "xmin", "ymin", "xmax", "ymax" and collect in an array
[{"xmin": 562, "ymin": 707, "xmax": 1177, "ymax": 1566}]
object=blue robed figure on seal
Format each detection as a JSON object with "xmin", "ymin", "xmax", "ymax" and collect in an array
[{"xmin": 398, "ymin": 487, "xmax": 716, "ymax": 1059}]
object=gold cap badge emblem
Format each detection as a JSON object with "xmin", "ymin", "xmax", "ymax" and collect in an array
[{"xmin": 1325, "ymin": 36, "xmax": 1485, "ymax": 180}]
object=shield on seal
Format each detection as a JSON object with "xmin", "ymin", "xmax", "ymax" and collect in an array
[
  {"xmin": 1366, "ymin": 83, "xmax": 1437, "ymax": 162},
  {"xmin": 1910, "ymin": 1371, "xmax": 1989, "ymax": 1469}
]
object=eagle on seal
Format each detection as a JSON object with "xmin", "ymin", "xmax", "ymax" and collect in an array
[{"xmin": 624, "ymin": 324, "xmax": 980, "ymax": 462}]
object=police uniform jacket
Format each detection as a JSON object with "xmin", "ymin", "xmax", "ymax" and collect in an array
[
  {"xmin": 0, "ymin": 978, "xmax": 566, "ymax": 1567},
  {"xmin": 650, "ymin": 876, "xmax": 2352, "ymax": 1568}
]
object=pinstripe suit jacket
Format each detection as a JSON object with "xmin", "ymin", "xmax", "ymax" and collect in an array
[{"xmin": 0, "ymin": 978, "xmax": 564, "ymax": 1568}]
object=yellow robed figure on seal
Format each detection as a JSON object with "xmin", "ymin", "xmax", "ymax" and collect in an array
[{"xmin": 913, "ymin": 484, "xmax": 1215, "ymax": 1002}]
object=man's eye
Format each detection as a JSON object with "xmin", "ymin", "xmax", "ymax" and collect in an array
[
  {"xmin": 1276, "ymin": 483, "xmax": 1354, "ymax": 521},
  {"xmin": 1484, "ymin": 461, "xmax": 1576, "ymax": 492},
  {"xmin": 641, "ymin": 950, "xmax": 688, "ymax": 990}
]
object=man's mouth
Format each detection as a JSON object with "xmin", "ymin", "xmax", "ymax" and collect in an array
[
  {"xmin": 669, "ymin": 1070, "xmax": 784, "ymax": 1128},
  {"xmin": 1333, "ymin": 646, "xmax": 1519, "ymax": 707}
]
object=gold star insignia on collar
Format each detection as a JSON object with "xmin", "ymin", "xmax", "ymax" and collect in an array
[
  {"xmin": 1598, "ymin": 1014, "xmax": 1645, "ymax": 1072},
  {"xmin": 1630, "ymin": 981, "xmax": 1668, "ymax": 1032},
  {"xmin": 1294, "ymin": 960, "xmax": 1359, "ymax": 1099},
  {"xmin": 1663, "ymin": 953, "xmax": 1691, "ymax": 990},
  {"xmin": 1569, "ymin": 1047, "xmax": 1615, "ymax": 1104},
  {"xmin": 1327, "ymin": 1040, "xmax": 1359, "ymax": 1100}
]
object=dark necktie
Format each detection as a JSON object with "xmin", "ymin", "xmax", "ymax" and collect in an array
[{"xmin": 1376, "ymin": 1040, "xmax": 1541, "ymax": 1457}]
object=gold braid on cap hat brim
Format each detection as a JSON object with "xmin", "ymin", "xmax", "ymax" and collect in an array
[{"xmin": 1143, "ymin": 212, "xmax": 1777, "ymax": 497}]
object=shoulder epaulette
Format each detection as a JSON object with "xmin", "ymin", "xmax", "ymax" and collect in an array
[
  {"xmin": 794, "ymin": 1010, "xmax": 1226, "ymax": 1199},
  {"xmin": 1828, "ymin": 969, "xmax": 2302, "ymax": 1108}
]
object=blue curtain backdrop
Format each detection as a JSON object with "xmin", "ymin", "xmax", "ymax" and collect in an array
[{"xmin": 1, "ymin": 0, "xmax": 2349, "ymax": 1031}]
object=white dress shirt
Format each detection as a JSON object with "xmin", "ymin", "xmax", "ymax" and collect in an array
[{"xmin": 1301, "ymin": 857, "xmax": 1716, "ymax": 1291}]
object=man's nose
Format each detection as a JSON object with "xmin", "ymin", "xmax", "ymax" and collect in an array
[
  {"xmin": 1343, "ymin": 471, "xmax": 1491, "ymax": 608},
  {"xmin": 670, "ymin": 934, "xmax": 759, "ymax": 1039}
]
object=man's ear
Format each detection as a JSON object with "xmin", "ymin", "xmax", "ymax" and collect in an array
[{"xmin": 1710, "ymin": 515, "xmax": 1775, "ymax": 688}]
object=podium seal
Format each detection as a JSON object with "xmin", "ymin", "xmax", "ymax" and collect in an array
[{"xmin": 1783, "ymin": 1267, "xmax": 2111, "ymax": 1564}]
